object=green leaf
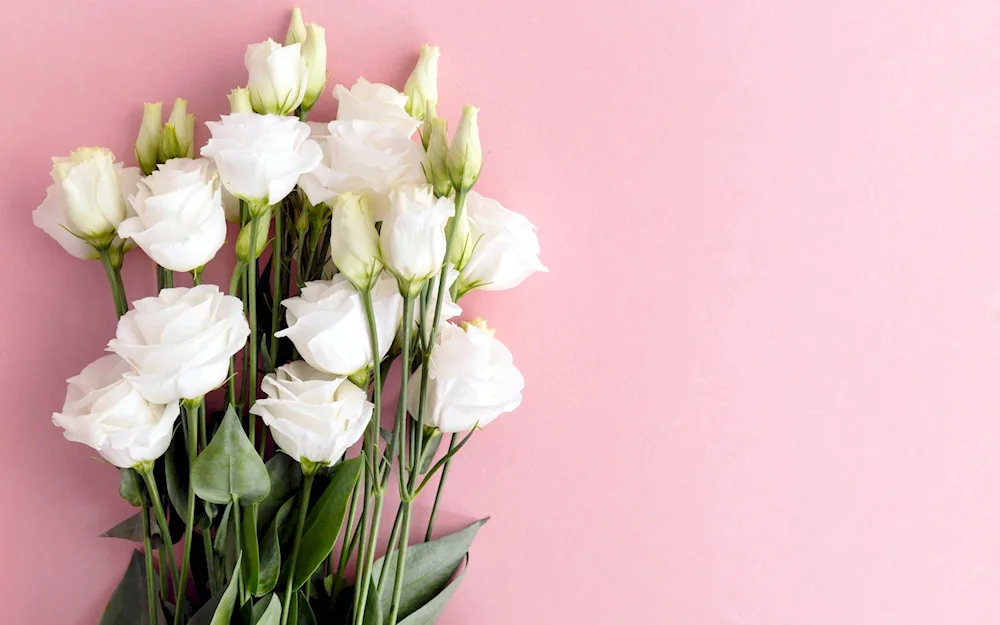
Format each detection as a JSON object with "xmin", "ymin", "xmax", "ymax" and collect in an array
[
  {"xmin": 99, "ymin": 550, "xmax": 165, "ymax": 625},
  {"xmin": 189, "ymin": 553, "xmax": 242, "ymax": 625},
  {"xmin": 164, "ymin": 436, "xmax": 190, "ymax": 518},
  {"xmin": 417, "ymin": 430, "xmax": 442, "ymax": 474},
  {"xmin": 253, "ymin": 594, "xmax": 282, "ymax": 625},
  {"xmin": 259, "ymin": 454, "xmax": 302, "ymax": 530},
  {"xmin": 255, "ymin": 518, "xmax": 282, "ymax": 596},
  {"xmin": 100, "ymin": 513, "xmax": 163, "ymax": 548},
  {"xmin": 191, "ymin": 406, "xmax": 270, "ymax": 505},
  {"xmin": 119, "ymin": 469, "xmax": 142, "ymax": 507},
  {"xmin": 372, "ymin": 518, "xmax": 487, "ymax": 621},
  {"xmin": 290, "ymin": 458, "xmax": 363, "ymax": 590},
  {"xmin": 297, "ymin": 592, "xmax": 316, "ymax": 625},
  {"xmin": 242, "ymin": 505, "xmax": 261, "ymax": 595},
  {"xmin": 396, "ymin": 572, "xmax": 465, "ymax": 625},
  {"xmin": 213, "ymin": 503, "xmax": 232, "ymax": 555}
]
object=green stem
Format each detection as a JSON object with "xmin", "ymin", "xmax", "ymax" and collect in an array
[
  {"xmin": 202, "ymin": 528, "xmax": 217, "ymax": 597},
  {"xmin": 140, "ymin": 497, "xmax": 158, "ymax": 625},
  {"xmin": 247, "ymin": 216, "xmax": 260, "ymax": 445},
  {"xmin": 353, "ymin": 492, "xmax": 384, "ymax": 624},
  {"xmin": 98, "ymin": 247, "xmax": 127, "ymax": 318},
  {"xmin": 157, "ymin": 544, "xmax": 169, "ymax": 601},
  {"xmin": 331, "ymin": 478, "xmax": 360, "ymax": 598},
  {"xmin": 191, "ymin": 267, "xmax": 203, "ymax": 286},
  {"xmin": 271, "ymin": 205, "xmax": 284, "ymax": 371},
  {"xmin": 232, "ymin": 502, "xmax": 245, "ymax": 604},
  {"xmin": 227, "ymin": 261, "xmax": 245, "ymax": 408},
  {"xmin": 140, "ymin": 469, "xmax": 179, "ymax": 592},
  {"xmin": 385, "ymin": 502, "xmax": 412, "ymax": 625},
  {"xmin": 282, "ymin": 473, "xmax": 314, "ymax": 625},
  {"xmin": 156, "ymin": 265, "xmax": 174, "ymax": 291},
  {"xmin": 173, "ymin": 399, "xmax": 201, "ymax": 625},
  {"xmin": 424, "ymin": 434, "xmax": 457, "ymax": 541},
  {"xmin": 375, "ymin": 504, "xmax": 405, "ymax": 595}
]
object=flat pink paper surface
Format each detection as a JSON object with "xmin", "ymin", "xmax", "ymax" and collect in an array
[{"xmin": 4, "ymin": 1, "xmax": 1000, "ymax": 624}]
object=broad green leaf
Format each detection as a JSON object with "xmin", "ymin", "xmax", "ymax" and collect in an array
[
  {"xmin": 242, "ymin": 505, "xmax": 261, "ymax": 595},
  {"xmin": 188, "ymin": 553, "xmax": 242, "ymax": 625},
  {"xmin": 290, "ymin": 458, "xmax": 363, "ymax": 590},
  {"xmin": 298, "ymin": 592, "xmax": 316, "ymax": 625},
  {"xmin": 119, "ymin": 469, "xmax": 142, "ymax": 507},
  {"xmin": 213, "ymin": 503, "xmax": 233, "ymax": 555},
  {"xmin": 259, "ymin": 454, "xmax": 302, "ymax": 530},
  {"xmin": 253, "ymin": 594, "xmax": 282, "ymax": 625},
  {"xmin": 164, "ymin": 435, "xmax": 190, "ymax": 518},
  {"xmin": 363, "ymin": 576, "xmax": 384, "ymax": 625},
  {"xmin": 255, "ymin": 518, "xmax": 282, "ymax": 597},
  {"xmin": 191, "ymin": 406, "xmax": 270, "ymax": 505},
  {"xmin": 99, "ymin": 550, "xmax": 164, "ymax": 625},
  {"xmin": 372, "ymin": 518, "xmax": 487, "ymax": 621},
  {"xmin": 396, "ymin": 572, "xmax": 465, "ymax": 625},
  {"xmin": 100, "ymin": 513, "xmax": 163, "ymax": 548}
]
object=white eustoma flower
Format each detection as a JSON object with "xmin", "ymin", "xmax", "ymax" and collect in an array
[
  {"xmin": 334, "ymin": 79, "xmax": 421, "ymax": 137},
  {"xmin": 107, "ymin": 285, "xmax": 250, "ymax": 403},
  {"xmin": 250, "ymin": 361, "xmax": 372, "ymax": 466},
  {"xmin": 33, "ymin": 148, "xmax": 141, "ymax": 256},
  {"xmin": 407, "ymin": 321, "xmax": 523, "ymax": 433},
  {"xmin": 245, "ymin": 39, "xmax": 308, "ymax": 116},
  {"xmin": 117, "ymin": 158, "xmax": 226, "ymax": 272},
  {"xmin": 328, "ymin": 193, "xmax": 382, "ymax": 290},
  {"xmin": 277, "ymin": 274, "xmax": 403, "ymax": 376},
  {"xmin": 52, "ymin": 354, "xmax": 181, "ymax": 469},
  {"xmin": 298, "ymin": 120, "xmax": 424, "ymax": 219},
  {"xmin": 201, "ymin": 114, "xmax": 322, "ymax": 207},
  {"xmin": 380, "ymin": 185, "xmax": 454, "ymax": 293},
  {"xmin": 457, "ymin": 192, "xmax": 547, "ymax": 294}
]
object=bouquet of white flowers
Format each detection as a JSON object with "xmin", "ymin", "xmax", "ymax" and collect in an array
[{"xmin": 34, "ymin": 9, "xmax": 545, "ymax": 625}]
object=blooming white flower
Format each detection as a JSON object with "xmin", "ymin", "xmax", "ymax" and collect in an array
[
  {"xmin": 33, "ymin": 148, "xmax": 140, "ymax": 258},
  {"xmin": 250, "ymin": 361, "xmax": 373, "ymax": 466},
  {"xmin": 277, "ymin": 274, "xmax": 403, "ymax": 376},
  {"xmin": 52, "ymin": 354, "xmax": 181, "ymax": 469},
  {"xmin": 457, "ymin": 192, "xmax": 547, "ymax": 294},
  {"xmin": 298, "ymin": 120, "xmax": 424, "ymax": 219},
  {"xmin": 118, "ymin": 158, "xmax": 226, "ymax": 272},
  {"xmin": 245, "ymin": 39, "xmax": 308, "ymax": 116},
  {"xmin": 107, "ymin": 285, "xmax": 250, "ymax": 403},
  {"xmin": 329, "ymin": 193, "xmax": 382, "ymax": 290},
  {"xmin": 407, "ymin": 321, "xmax": 523, "ymax": 433},
  {"xmin": 404, "ymin": 45, "xmax": 440, "ymax": 122},
  {"xmin": 201, "ymin": 114, "xmax": 322, "ymax": 207},
  {"xmin": 380, "ymin": 185, "xmax": 454, "ymax": 293},
  {"xmin": 334, "ymin": 79, "xmax": 421, "ymax": 137}
]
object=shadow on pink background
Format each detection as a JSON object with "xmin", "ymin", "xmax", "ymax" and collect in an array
[{"xmin": 3, "ymin": 1, "xmax": 1000, "ymax": 623}]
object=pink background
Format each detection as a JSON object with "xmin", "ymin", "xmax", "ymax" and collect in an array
[{"xmin": 3, "ymin": 1, "xmax": 1000, "ymax": 623}]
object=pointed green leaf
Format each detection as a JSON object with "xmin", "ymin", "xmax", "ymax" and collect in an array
[
  {"xmin": 99, "ymin": 550, "xmax": 164, "ymax": 625},
  {"xmin": 255, "ymin": 519, "xmax": 282, "ymax": 596},
  {"xmin": 297, "ymin": 591, "xmax": 316, "ymax": 625},
  {"xmin": 242, "ymin": 504, "xmax": 261, "ymax": 595},
  {"xmin": 189, "ymin": 553, "xmax": 242, "ymax": 625},
  {"xmin": 396, "ymin": 572, "xmax": 465, "ymax": 625},
  {"xmin": 119, "ymin": 468, "xmax": 142, "ymax": 507},
  {"xmin": 259, "ymin": 454, "xmax": 302, "ymax": 530},
  {"xmin": 290, "ymin": 458, "xmax": 363, "ymax": 590},
  {"xmin": 164, "ymin": 437, "xmax": 190, "ymax": 518},
  {"xmin": 372, "ymin": 518, "xmax": 487, "ymax": 621},
  {"xmin": 100, "ymin": 513, "xmax": 163, "ymax": 548},
  {"xmin": 213, "ymin": 503, "xmax": 232, "ymax": 555},
  {"xmin": 192, "ymin": 406, "xmax": 270, "ymax": 505},
  {"xmin": 253, "ymin": 594, "xmax": 282, "ymax": 625}
]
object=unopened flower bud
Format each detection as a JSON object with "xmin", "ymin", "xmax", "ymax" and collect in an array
[
  {"xmin": 422, "ymin": 116, "xmax": 452, "ymax": 198},
  {"xmin": 236, "ymin": 207, "xmax": 272, "ymax": 262},
  {"xmin": 135, "ymin": 102, "xmax": 163, "ymax": 175},
  {"xmin": 228, "ymin": 88, "xmax": 253, "ymax": 114},
  {"xmin": 286, "ymin": 8, "xmax": 307, "ymax": 45},
  {"xmin": 301, "ymin": 23, "xmax": 327, "ymax": 112},
  {"xmin": 329, "ymin": 193, "xmax": 382, "ymax": 290},
  {"xmin": 461, "ymin": 317, "xmax": 495, "ymax": 337},
  {"xmin": 159, "ymin": 99, "xmax": 194, "ymax": 161},
  {"xmin": 447, "ymin": 105, "xmax": 482, "ymax": 192},
  {"xmin": 404, "ymin": 45, "xmax": 439, "ymax": 123}
]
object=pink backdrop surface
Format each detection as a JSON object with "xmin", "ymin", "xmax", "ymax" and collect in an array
[{"xmin": 3, "ymin": 1, "xmax": 1000, "ymax": 623}]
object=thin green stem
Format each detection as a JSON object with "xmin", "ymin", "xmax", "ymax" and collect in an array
[
  {"xmin": 385, "ymin": 502, "xmax": 412, "ymax": 625},
  {"xmin": 282, "ymin": 473, "xmax": 314, "ymax": 625},
  {"xmin": 247, "ymin": 215, "xmax": 260, "ymax": 445},
  {"xmin": 99, "ymin": 247, "xmax": 127, "ymax": 318},
  {"xmin": 331, "ymin": 478, "xmax": 360, "ymax": 598},
  {"xmin": 156, "ymin": 265, "xmax": 174, "ymax": 291},
  {"xmin": 271, "ymin": 205, "xmax": 284, "ymax": 371},
  {"xmin": 202, "ymin": 528, "xmax": 217, "ymax": 597},
  {"xmin": 191, "ymin": 267, "xmax": 203, "ymax": 286},
  {"xmin": 140, "ymin": 498, "xmax": 158, "ymax": 625},
  {"xmin": 227, "ymin": 261, "xmax": 245, "ymax": 408},
  {"xmin": 140, "ymin": 469, "xmax": 179, "ymax": 591},
  {"xmin": 157, "ymin": 544, "xmax": 169, "ymax": 601},
  {"xmin": 396, "ymin": 296, "xmax": 415, "ymax": 497},
  {"xmin": 375, "ymin": 504, "xmax": 405, "ymax": 595},
  {"xmin": 173, "ymin": 399, "xmax": 201, "ymax": 625},
  {"xmin": 353, "ymin": 492, "xmax": 384, "ymax": 624},
  {"xmin": 424, "ymin": 434, "xmax": 457, "ymax": 541},
  {"xmin": 232, "ymin": 502, "xmax": 246, "ymax": 604}
]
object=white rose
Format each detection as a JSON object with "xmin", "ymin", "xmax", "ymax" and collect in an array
[
  {"xmin": 380, "ymin": 185, "xmax": 454, "ymax": 293},
  {"xmin": 201, "ymin": 114, "xmax": 322, "ymax": 206},
  {"xmin": 457, "ymin": 192, "xmax": 547, "ymax": 294},
  {"xmin": 250, "ymin": 361, "xmax": 372, "ymax": 466},
  {"xmin": 245, "ymin": 39, "xmax": 308, "ymax": 116},
  {"xmin": 277, "ymin": 274, "xmax": 403, "ymax": 376},
  {"xmin": 117, "ymin": 158, "xmax": 227, "ymax": 272},
  {"xmin": 297, "ymin": 120, "xmax": 424, "ymax": 220},
  {"xmin": 107, "ymin": 285, "xmax": 250, "ymax": 403},
  {"xmin": 52, "ymin": 354, "xmax": 181, "ymax": 469},
  {"xmin": 335, "ymin": 79, "xmax": 421, "ymax": 137},
  {"xmin": 407, "ymin": 322, "xmax": 523, "ymax": 433},
  {"xmin": 33, "ymin": 148, "xmax": 141, "ymax": 257}
]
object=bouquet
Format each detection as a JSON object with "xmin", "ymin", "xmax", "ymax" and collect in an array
[{"xmin": 34, "ymin": 9, "xmax": 546, "ymax": 625}]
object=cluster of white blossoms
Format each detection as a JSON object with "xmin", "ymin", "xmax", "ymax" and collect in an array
[{"xmin": 34, "ymin": 9, "xmax": 545, "ymax": 624}]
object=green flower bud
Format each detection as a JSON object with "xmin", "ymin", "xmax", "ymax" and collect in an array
[
  {"xmin": 286, "ymin": 7, "xmax": 307, "ymax": 45},
  {"xmin": 422, "ymin": 115, "xmax": 452, "ymax": 198},
  {"xmin": 404, "ymin": 45, "xmax": 440, "ymax": 123},
  {"xmin": 135, "ymin": 102, "xmax": 162, "ymax": 175},
  {"xmin": 301, "ymin": 23, "xmax": 327, "ymax": 112},
  {"xmin": 158, "ymin": 99, "xmax": 194, "ymax": 162},
  {"xmin": 447, "ymin": 105, "xmax": 482, "ymax": 192},
  {"xmin": 228, "ymin": 88, "xmax": 253, "ymax": 114},
  {"xmin": 447, "ymin": 210, "xmax": 473, "ymax": 271},
  {"xmin": 236, "ymin": 208, "xmax": 272, "ymax": 262}
]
